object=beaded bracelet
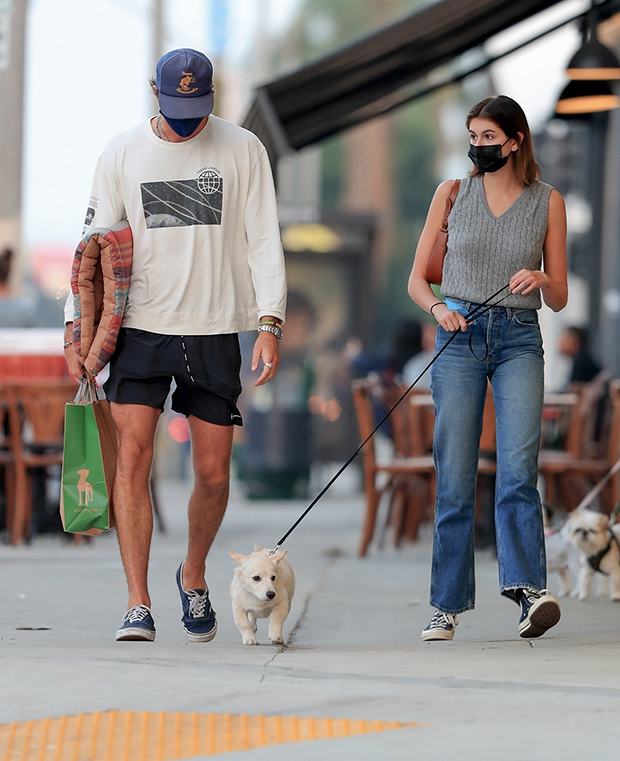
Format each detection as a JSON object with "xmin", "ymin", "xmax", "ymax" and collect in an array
[{"xmin": 259, "ymin": 320, "xmax": 279, "ymax": 327}]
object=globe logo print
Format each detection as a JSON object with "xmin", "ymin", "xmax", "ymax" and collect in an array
[{"xmin": 197, "ymin": 168, "xmax": 221, "ymax": 195}]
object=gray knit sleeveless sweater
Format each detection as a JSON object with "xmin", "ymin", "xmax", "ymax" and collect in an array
[{"xmin": 441, "ymin": 175, "xmax": 553, "ymax": 309}]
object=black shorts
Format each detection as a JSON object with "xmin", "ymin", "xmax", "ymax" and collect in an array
[{"xmin": 104, "ymin": 328, "xmax": 243, "ymax": 426}]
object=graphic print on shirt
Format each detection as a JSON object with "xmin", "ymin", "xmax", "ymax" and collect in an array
[
  {"xmin": 141, "ymin": 167, "xmax": 223, "ymax": 228},
  {"xmin": 82, "ymin": 196, "xmax": 99, "ymax": 233}
]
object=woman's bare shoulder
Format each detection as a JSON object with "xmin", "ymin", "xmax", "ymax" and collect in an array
[
  {"xmin": 437, "ymin": 178, "xmax": 459, "ymax": 195},
  {"xmin": 548, "ymin": 187, "xmax": 565, "ymax": 207},
  {"xmin": 546, "ymin": 188, "xmax": 566, "ymax": 222},
  {"xmin": 431, "ymin": 179, "xmax": 461, "ymax": 208}
]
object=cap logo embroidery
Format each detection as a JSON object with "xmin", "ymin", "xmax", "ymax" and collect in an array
[{"xmin": 177, "ymin": 71, "xmax": 198, "ymax": 94}]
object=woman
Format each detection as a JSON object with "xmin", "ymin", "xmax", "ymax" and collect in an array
[{"xmin": 408, "ymin": 95, "xmax": 568, "ymax": 641}]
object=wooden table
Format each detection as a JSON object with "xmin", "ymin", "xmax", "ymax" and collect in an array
[{"xmin": 0, "ymin": 328, "xmax": 68, "ymax": 379}]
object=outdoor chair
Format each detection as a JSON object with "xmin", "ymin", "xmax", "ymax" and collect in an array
[
  {"xmin": 0, "ymin": 385, "xmax": 16, "ymax": 537},
  {"xmin": 6, "ymin": 378, "xmax": 78, "ymax": 545},
  {"xmin": 539, "ymin": 377, "xmax": 620, "ymax": 514},
  {"xmin": 351, "ymin": 378, "xmax": 436, "ymax": 556},
  {"xmin": 538, "ymin": 371, "xmax": 613, "ymax": 512},
  {"xmin": 373, "ymin": 382, "xmax": 437, "ymax": 547}
]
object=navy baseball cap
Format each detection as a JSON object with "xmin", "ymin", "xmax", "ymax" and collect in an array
[{"xmin": 156, "ymin": 48, "xmax": 214, "ymax": 119}]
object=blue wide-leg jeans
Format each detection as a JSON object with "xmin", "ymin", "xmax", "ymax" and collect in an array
[{"xmin": 429, "ymin": 299, "xmax": 546, "ymax": 614}]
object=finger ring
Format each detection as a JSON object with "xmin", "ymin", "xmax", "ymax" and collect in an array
[{"xmin": 264, "ymin": 362, "xmax": 273, "ymax": 369}]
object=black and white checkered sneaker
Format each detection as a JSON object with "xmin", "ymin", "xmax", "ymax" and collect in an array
[
  {"xmin": 518, "ymin": 588, "xmax": 561, "ymax": 638},
  {"xmin": 421, "ymin": 610, "xmax": 458, "ymax": 641}
]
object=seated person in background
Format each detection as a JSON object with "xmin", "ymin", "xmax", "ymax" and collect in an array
[
  {"xmin": 0, "ymin": 248, "xmax": 35, "ymax": 328},
  {"xmin": 402, "ymin": 323, "xmax": 437, "ymax": 390},
  {"xmin": 348, "ymin": 319, "xmax": 423, "ymax": 384},
  {"xmin": 386, "ymin": 318, "xmax": 423, "ymax": 383},
  {"xmin": 558, "ymin": 326, "xmax": 601, "ymax": 384}
]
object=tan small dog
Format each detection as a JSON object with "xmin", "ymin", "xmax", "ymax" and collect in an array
[
  {"xmin": 564, "ymin": 509, "xmax": 620, "ymax": 601},
  {"xmin": 230, "ymin": 546, "xmax": 295, "ymax": 645}
]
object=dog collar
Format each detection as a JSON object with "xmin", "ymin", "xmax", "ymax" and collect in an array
[
  {"xmin": 587, "ymin": 540, "xmax": 612, "ymax": 574},
  {"xmin": 586, "ymin": 530, "xmax": 620, "ymax": 574}
]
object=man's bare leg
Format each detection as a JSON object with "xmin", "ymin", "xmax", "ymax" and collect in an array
[
  {"xmin": 110, "ymin": 402, "xmax": 161, "ymax": 609},
  {"xmin": 181, "ymin": 415, "xmax": 234, "ymax": 589}
]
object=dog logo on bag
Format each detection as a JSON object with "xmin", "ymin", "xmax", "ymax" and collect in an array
[{"xmin": 77, "ymin": 469, "xmax": 94, "ymax": 506}]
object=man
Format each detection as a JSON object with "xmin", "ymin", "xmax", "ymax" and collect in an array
[{"xmin": 64, "ymin": 49, "xmax": 286, "ymax": 643}]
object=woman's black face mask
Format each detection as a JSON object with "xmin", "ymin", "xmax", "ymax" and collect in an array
[{"xmin": 467, "ymin": 138, "xmax": 512, "ymax": 173}]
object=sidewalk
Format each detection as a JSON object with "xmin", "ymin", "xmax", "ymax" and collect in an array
[{"xmin": 1, "ymin": 478, "xmax": 620, "ymax": 760}]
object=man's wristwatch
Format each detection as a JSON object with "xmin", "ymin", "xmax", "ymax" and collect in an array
[{"xmin": 258, "ymin": 324, "xmax": 283, "ymax": 341}]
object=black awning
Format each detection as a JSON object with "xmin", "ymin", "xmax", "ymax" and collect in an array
[{"xmin": 242, "ymin": 0, "xmax": 566, "ymax": 163}]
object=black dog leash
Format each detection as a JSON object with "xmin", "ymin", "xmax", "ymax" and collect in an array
[{"xmin": 268, "ymin": 282, "xmax": 512, "ymax": 554}]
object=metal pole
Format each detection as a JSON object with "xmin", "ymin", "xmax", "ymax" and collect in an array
[
  {"xmin": 0, "ymin": 0, "xmax": 27, "ymax": 289},
  {"xmin": 209, "ymin": 0, "xmax": 228, "ymax": 117},
  {"xmin": 587, "ymin": 111, "xmax": 608, "ymax": 360},
  {"xmin": 151, "ymin": 0, "xmax": 164, "ymax": 77},
  {"xmin": 600, "ymin": 105, "xmax": 620, "ymax": 377}
]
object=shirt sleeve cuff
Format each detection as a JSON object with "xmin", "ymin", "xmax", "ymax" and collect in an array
[
  {"xmin": 258, "ymin": 308, "xmax": 286, "ymax": 325},
  {"xmin": 63, "ymin": 292, "xmax": 75, "ymax": 324}
]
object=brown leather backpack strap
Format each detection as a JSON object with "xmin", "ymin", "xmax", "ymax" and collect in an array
[{"xmin": 440, "ymin": 179, "xmax": 461, "ymax": 232}]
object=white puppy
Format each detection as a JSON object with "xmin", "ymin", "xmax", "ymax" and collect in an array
[
  {"xmin": 545, "ymin": 527, "xmax": 573, "ymax": 597},
  {"xmin": 564, "ymin": 509, "xmax": 620, "ymax": 601},
  {"xmin": 542, "ymin": 505, "xmax": 573, "ymax": 597},
  {"xmin": 230, "ymin": 546, "xmax": 295, "ymax": 645}
]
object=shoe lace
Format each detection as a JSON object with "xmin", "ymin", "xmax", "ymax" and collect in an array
[
  {"xmin": 431, "ymin": 610, "xmax": 457, "ymax": 627},
  {"xmin": 522, "ymin": 588, "xmax": 548, "ymax": 605},
  {"xmin": 123, "ymin": 605, "xmax": 151, "ymax": 624},
  {"xmin": 186, "ymin": 589, "xmax": 209, "ymax": 619}
]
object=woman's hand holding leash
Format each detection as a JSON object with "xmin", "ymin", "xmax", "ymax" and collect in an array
[
  {"xmin": 430, "ymin": 302, "xmax": 468, "ymax": 332},
  {"xmin": 430, "ymin": 269, "xmax": 550, "ymax": 334},
  {"xmin": 509, "ymin": 269, "xmax": 550, "ymax": 295}
]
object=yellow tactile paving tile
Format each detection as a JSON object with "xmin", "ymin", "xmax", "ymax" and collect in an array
[{"xmin": 0, "ymin": 710, "xmax": 421, "ymax": 760}]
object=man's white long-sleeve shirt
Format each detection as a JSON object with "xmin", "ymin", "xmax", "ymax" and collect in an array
[{"xmin": 65, "ymin": 115, "xmax": 286, "ymax": 334}]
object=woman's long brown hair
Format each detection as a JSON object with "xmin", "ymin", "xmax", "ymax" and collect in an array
[{"xmin": 466, "ymin": 95, "xmax": 541, "ymax": 186}]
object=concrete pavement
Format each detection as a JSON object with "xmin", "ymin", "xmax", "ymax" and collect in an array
[{"xmin": 1, "ymin": 478, "xmax": 620, "ymax": 760}]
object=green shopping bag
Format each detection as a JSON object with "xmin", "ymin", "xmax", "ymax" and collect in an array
[{"xmin": 60, "ymin": 378, "xmax": 117, "ymax": 535}]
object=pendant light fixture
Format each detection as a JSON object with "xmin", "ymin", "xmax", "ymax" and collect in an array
[
  {"xmin": 566, "ymin": 31, "xmax": 620, "ymax": 80},
  {"xmin": 556, "ymin": 4, "xmax": 620, "ymax": 116},
  {"xmin": 556, "ymin": 79, "xmax": 620, "ymax": 114}
]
